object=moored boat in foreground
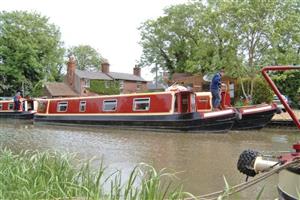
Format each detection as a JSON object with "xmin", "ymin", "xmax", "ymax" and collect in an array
[
  {"xmin": 34, "ymin": 90, "xmax": 237, "ymax": 132},
  {"xmin": 195, "ymin": 92, "xmax": 279, "ymax": 130},
  {"xmin": 0, "ymin": 99, "xmax": 36, "ymax": 119},
  {"xmin": 237, "ymin": 66, "xmax": 300, "ymax": 200}
]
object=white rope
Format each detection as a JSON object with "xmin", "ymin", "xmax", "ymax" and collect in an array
[{"xmin": 184, "ymin": 159, "xmax": 300, "ymax": 200}]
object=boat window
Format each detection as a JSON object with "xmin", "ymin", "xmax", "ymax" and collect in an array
[
  {"xmin": 133, "ymin": 98, "xmax": 150, "ymax": 111},
  {"xmin": 8, "ymin": 103, "xmax": 14, "ymax": 110},
  {"xmin": 181, "ymin": 94, "xmax": 189, "ymax": 113},
  {"xmin": 0, "ymin": 103, "xmax": 2, "ymax": 110},
  {"xmin": 79, "ymin": 101, "xmax": 86, "ymax": 112},
  {"xmin": 103, "ymin": 99, "xmax": 117, "ymax": 111},
  {"xmin": 174, "ymin": 96, "xmax": 178, "ymax": 112},
  {"xmin": 191, "ymin": 94, "xmax": 196, "ymax": 112},
  {"xmin": 57, "ymin": 102, "xmax": 68, "ymax": 112}
]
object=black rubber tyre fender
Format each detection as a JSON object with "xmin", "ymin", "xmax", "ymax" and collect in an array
[
  {"xmin": 276, "ymin": 107, "xmax": 283, "ymax": 114},
  {"xmin": 237, "ymin": 149, "xmax": 260, "ymax": 177}
]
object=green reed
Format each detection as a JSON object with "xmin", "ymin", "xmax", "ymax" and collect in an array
[{"xmin": 0, "ymin": 149, "xmax": 194, "ymax": 200}]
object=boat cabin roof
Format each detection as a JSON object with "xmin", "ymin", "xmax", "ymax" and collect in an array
[{"xmin": 38, "ymin": 90, "xmax": 193, "ymax": 101}]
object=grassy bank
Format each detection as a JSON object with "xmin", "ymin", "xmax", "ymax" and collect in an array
[{"xmin": 0, "ymin": 149, "xmax": 194, "ymax": 200}]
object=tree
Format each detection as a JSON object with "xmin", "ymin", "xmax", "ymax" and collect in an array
[
  {"xmin": 67, "ymin": 45, "xmax": 102, "ymax": 71},
  {"xmin": 139, "ymin": 1, "xmax": 300, "ymax": 100},
  {"xmin": 138, "ymin": 2, "xmax": 240, "ymax": 75},
  {"xmin": 0, "ymin": 11, "xmax": 65, "ymax": 96},
  {"xmin": 226, "ymin": 0, "xmax": 300, "ymax": 99},
  {"xmin": 273, "ymin": 70, "xmax": 300, "ymax": 106}
]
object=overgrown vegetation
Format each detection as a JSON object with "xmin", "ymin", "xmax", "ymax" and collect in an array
[
  {"xmin": 273, "ymin": 70, "xmax": 300, "ymax": 107},
  {"xmin": 89, "ymin": 80, "xmax": 120, "ymax": 95},
  {"xmin": 236, "ymin": 77, "xmax": 273, "ymax": 105},
  {"xmin": 0, "ymin": 149, "xmax": 193, "ymax": 200}
]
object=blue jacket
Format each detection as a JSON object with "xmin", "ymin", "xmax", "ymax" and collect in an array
[{"xmin": 210, "ymin": 72, "xmax": 222, "ymax": 90}]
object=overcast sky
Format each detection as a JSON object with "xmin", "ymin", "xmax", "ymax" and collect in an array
[{"xmin": 1, "ymin": 0, "xmax": 189, "ymax": 80}]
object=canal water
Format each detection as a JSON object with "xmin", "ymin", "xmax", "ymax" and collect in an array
[{"xmin": 0, "ymin": 119, "xmax": 299, "ymax": 199}]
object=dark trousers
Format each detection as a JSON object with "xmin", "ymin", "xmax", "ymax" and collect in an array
[
  {"xmin": 211, "ymin": 89, "xmax": 221, "ymax": 108},
  {"xmin": 14, "ymin": 101, "xmax": 19, "ymax": 110}
]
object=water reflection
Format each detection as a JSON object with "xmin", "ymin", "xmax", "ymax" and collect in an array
[{"xmin": 0, "ymin": 119, "xmax": 299, "ymax": 199}]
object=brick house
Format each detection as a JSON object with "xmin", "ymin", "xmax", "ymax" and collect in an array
[
  {"xmin": 166, "ymin": 72, "xmax": 237, "ymax": 101},
  {"xmin": 44, "ymin": 57, "xmax": 148, "ymax": 97}
]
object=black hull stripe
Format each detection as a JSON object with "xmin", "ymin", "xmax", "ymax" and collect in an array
[
  {"xmin": 0, "ymin": 112, "xmax": 34, "ymax": 119},
  {"xmin": 232, "ymin": 109, "xmax": 276, "ymax": 130},
  {"xmin": 34, "ymin": 113, "xmax": 237, "ymax": 132}
]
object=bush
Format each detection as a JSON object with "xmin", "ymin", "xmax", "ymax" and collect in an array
[
  {"xmin": 89, "ymin": 80, "xmax": 120, "ymax": 95},
  {"xmin": 273, "ymin": 71, "xmax": 300, "ymax": 107},
  {"xmin": 236, "ymin": 77, "xmax": 273, "ymax": 105}
]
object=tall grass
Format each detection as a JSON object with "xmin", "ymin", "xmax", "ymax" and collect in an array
[{"xmin": 0, "ymin": 149, "xmax": 194, "ymax": 200}]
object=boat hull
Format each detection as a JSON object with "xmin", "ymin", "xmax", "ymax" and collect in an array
[
  {"xmin": 277, "ymin": 168, "xmax": 300, "ymax": 200},
  {"xmin": 34, "ymin": 112, "xmax": 237, "ymax": 132},
  {"xmin": 232, "ymin": 105, "xmax": 277, "ymax": 130},
  {"xmin": 0, "ymin": 111, "xmax": 34, "ymax": 119}
]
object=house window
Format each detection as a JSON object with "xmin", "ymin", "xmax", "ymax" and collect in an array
[
  {"xmin": 0, "ymin": 103, "xmax": 2, "ymax": 110},
  {"xmin": 57, "ymin": 102, "xmax": 68, "ymax": 112},
  {"xmin": 104, "ymin": 81, "xmax": 109, "ymax": 89},
  {"xmin": 119, "ymin": 80, "xmax": 124, "ymax": 89},
  {"xmin": 103, "ymin": 99, "xmax": 117, "ymax": 111},
  {"xmin": 84, "ymin": 79, "xmax": 90, "ymax": 88},
  {"xmin": 79, "ymin": 101, "xmax": 86, "ymax": 112},
  {"xmin": 137, "ymin": 82, "xmax": 142, "ymax": 91},
  {"xmin": 8, "ymin": 103, "xmax": 14, "ymax": 110},
  {"xmin": 133, "ymin": 98, "xmax": 150, "ymax": 111}
]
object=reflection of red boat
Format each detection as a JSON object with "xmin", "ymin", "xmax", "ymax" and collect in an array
[
  {"xmin": 34, "ymin": 89, "xmax": 237, "ymax": 132},
  {"xmin": 0, "ymin": 99, "xmax": 36, "ymax": 119},
  {"xmin": 196, "ymin": 91, "xmax": 278, "ymax": 130}
]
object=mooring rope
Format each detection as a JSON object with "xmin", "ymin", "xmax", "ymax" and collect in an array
[{"xmin": 184, "ymin": 159, "xmax": 300, "ymax": 200}]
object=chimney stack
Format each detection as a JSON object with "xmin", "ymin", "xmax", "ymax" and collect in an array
[
  {"xmin": 101, "ymin": 59, "xmax": 110, "ymax": 73},
  {"xmin": 133, "ymin": 65, "xmax": 141, "ymax": 77},
  {"xmin": 67, "ymin": 55, "xmax": 76, "ymax": 87}
]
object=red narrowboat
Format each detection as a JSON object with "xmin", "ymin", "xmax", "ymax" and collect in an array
[
  {"xmin": 196, "ymin": 92, "xmax": 279, "ymax": 130},
  {"xmin": 0, "ymin": 99, "xmax": 36, "ymax": 119},
  {"xmin": 34, "ymin": 90, "xmax": 237, "ymax": 132}
]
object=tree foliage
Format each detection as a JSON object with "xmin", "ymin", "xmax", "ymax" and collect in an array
[
  {"xmin": 67, "ymin": 45, "xmax": 102, "ymax": 72},
  {"xmin": 273, "ymin": 70, "xmax": 300, "ymax": 106},
  {"xmin": 236, "ymin": 77, "xmax": 273, "ymax": 104},
  {"xmin": 89, "ymin": 80, "xmax": 120, "ymax": 95},
  {"xmin": 0, "ymin": 11, "xmax": 65, "ymax": 96},
  {"xmin": 139, "ymin": 0, "xmax": 300, "ymax": 98}
]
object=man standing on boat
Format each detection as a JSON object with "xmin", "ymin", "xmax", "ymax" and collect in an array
[
  {"xmin": 210, "ymin": 69, "xmax": 225, "ymax": 110},
  {"xmin": 13, "ymin": 91, "xmax": 22, "ymax": 111}
]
